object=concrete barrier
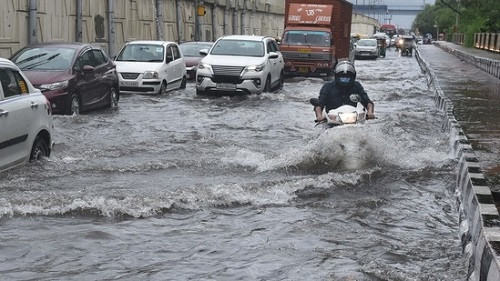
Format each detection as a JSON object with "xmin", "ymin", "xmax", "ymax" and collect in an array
[{"xmin": 415, "ymin": 48, "xmax": 500, "ymax": 280}]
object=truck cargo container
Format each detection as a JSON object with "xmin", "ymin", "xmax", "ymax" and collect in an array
[{"xmin": 281, "ymin": 0, "xmax": 353, "ymax": 77}]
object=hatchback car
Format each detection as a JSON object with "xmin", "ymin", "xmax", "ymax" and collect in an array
[
  {"xmin": 179, "ymin": 41, "xmax": 213, "ymax": 79},
  {"xmin": 354, "ymin": 38, "xmax": 379, "ymax": 60},
  {"xmin": 10, "ymin": 42, "xmax": 119, "ymax": 115},
  {"xmin": 0, "ymin": 58, "xmax": 53, "ymax": 173},
  {"xmin": 196, "ymin": 35, "xmax": 284, "ymax": 95},
  {"xmin": 114, "ymin": 41, "xmax": 187, "ymax": 95}
]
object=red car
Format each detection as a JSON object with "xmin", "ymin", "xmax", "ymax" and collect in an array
[
  {"xmin": 179, "ymin": 42, "xmax": 213, "ymax": 79},
  {"xmin": 10, "ymin": 42, "xmax": 119, "ymax": 115}
]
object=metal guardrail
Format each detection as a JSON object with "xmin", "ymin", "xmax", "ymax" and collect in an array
[
  {"xmin": 474, "ymin": 33, "xmax": 500, "ymax": 53},
  {"xmin": 452, "ymin": 33, "xmax": 499, "ymax": 54}
]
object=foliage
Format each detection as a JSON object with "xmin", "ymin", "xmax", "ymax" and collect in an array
[{"xmin": 412, "ymin": 0, "xmax": 499, "ymax": 47}]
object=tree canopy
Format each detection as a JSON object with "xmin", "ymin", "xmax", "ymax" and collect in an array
[{"xmin": 412, "ymin": 0, "xmax": 499, "ymax": 46}]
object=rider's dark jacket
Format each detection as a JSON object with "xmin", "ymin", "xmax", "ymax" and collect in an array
[{"xmin": 317, "ymin": 80, "xmax": 373, "ymax": 112}]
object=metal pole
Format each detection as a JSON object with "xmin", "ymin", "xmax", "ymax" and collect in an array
[
  {"xmin": 211, "ymin": 3, "xmax": 216, "ymax": 41},
  {"xmin": 107, "ymin": 0, "xmax": 115, "ymax": 57},
  {"xmin": 240, "ymin": 0, "xmax": 247, "ymax": 35},
  {"xmin": 76, "ymin": 0, "xmax": 83, "ymax": 42},
  {"xmin": 176, "ymin": 0, "xmax": 183, "ymax": 42},
  {"xmin": 155, "ymin": 0, "xmax": 164, "ymax": 40},
  {"xmin": 28, "ymin": 0, "xmax": 37, "ymax": 44}
]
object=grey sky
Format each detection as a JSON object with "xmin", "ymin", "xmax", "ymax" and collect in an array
[{"xmin": 346, "ymin": 0, "xmax": 436, "ymax": 29}]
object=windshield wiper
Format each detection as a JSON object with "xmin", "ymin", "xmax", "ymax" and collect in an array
[
  {"xmin": 15, "ymin": 53, "xmax": 48, "ymax": 65},
  {"xmin": 24, "ymin": 53, "xmax": 61, "ymax": 69}
]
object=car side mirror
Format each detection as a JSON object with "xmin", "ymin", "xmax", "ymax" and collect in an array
[
  {"xmin": 199, "ymin": 49, "xmax": 208, "ymax": 56},
  {"xmin": 268, "ymin": 52, "xmax": 279, "ymax": 59},
  {"xmin": 82, "ymin": 65, "xmax": 95, "ymax": 73}
]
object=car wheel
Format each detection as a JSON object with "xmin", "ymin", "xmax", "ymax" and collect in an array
[
  {"xmin": 30, "ymin": 137, "xmax": 49, "ymax": 161},
  {"xmin": 277, "ymin": 71, "xmax": 284, "ymax": 90},
  {"xmin": 158, "ymin": 81, "xmax": 167, "ymax": 95},
  {"xmin": 109, "ymin": 87, "xmax": 119, "ymax": 109},
  {"xmin": 180, "ymin": 76, "xmax": 187, "ymax": 89},
  {"xmin": 263, "ymin": 76, "xmax": 271, "ymax": 93},
  {"xmin": 196, "ymin": 89, "xmax": 206, "ymax": 96},
  {"xmin": 69, "ymin": 94, "xmax": 81, "ymax": 115}
]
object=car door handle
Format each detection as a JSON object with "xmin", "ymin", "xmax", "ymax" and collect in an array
[
  {"xmin": 31, "ymin": 102, "xmax": 39, "ymax": 109},
  {"xmin": 0, "ymin": 109, "xmax": 8, "ymax": 118}
]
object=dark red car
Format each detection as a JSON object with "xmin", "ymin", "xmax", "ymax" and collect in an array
[
  {"xmin": 179, "ymin": 41, "xmax": 213, "ymax": 79},
  {"xmin": 10, "ymin": 42, "xmax": 119, "ymax": 115}
]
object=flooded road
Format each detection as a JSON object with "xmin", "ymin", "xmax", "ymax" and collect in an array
[{"xmin": 0, "ymin": 48, "xmax": 467, "ymax": 280}]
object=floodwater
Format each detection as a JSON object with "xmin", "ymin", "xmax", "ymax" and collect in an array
[{"xmin": 0, "ymin": 48, "xmax": 467, "ymax": 280}]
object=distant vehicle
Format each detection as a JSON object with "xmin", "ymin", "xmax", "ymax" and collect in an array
[
  {"xmin": 10, "ymin": 42, "xmax": 119, "ymax": 115},
  {"xmin": 0, "ymin": 58, "xmax": 53, "ymax": 173},
  {"xmin": 379, "ymin": 24, "xmax": 397, "ymax": 38},
  {"xmin": 280, "ymin": 0, "xmax": 353, "ymax": 77},
  {"xmin": 196, "ymin": 35, "xmax": 284, "ymax": 95},
  {"xmin": 423, "ymin": 33, "xmax": 433, "ymax": 44},
  {"xmin": 115, "ymin": 41, "xmax": 187, "ymax": 95},
  {"xmin": 354, "ymin": 39, "xmax": 379, "ymax": 60},
  {"xmin": 399, "ymin": 36, "xmax": 416, "ymax": 56},
  {"xmin": 179, "ymin": 42, "xmax": 213, "ymax": 80}
]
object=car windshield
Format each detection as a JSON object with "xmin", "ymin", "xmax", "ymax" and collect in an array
[
  {"xmin": 11, "ymin": 47, "xmax": 76, "ymax": 70},
  {"xmin": 357, "ymin": 40, "xmax": 377, "ymax": 47},
  {"xmin": 210, "ymin": 40, "xmax": 264, "ymax": 57},
  {"xmin": 116, "ymin": 44, "xmax": 164, "ymax": 62},
  {"xmin": 180, "ymin": 43, "xmax": 213, "ymax": 57},
  {"xmin": 282, "ymin": 31, "xmax": 331, "ymax": 47}
]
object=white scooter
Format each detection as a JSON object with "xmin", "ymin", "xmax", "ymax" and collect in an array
[{"xmin": 310, "ymin": 97, "xmax": 367, "ymax": 127}]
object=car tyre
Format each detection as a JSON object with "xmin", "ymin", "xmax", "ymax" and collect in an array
[
  {"xmin": 277, "ymin": 71, "xmax": 284, "ymax": 90},
  {"xmin": 158, "ymin": 81, "xmax": 167, "ymax": 95},
  {"xmin": 69, "ymin": 94, "xmax": 81, "ymax": 115},
  {"xmin": 30, "ymin": 136, "xmax": 49, "ymax": 161},
  {"xmin": 180, "ymin": 76, "xmax": 187, "ymax": 89},
  {"xmin": 263, "ymin": 76, "xmax": 271, "ymax": 93},
  {"xmin": 196, "ymin": 89, "xmax": 206, "ymax": 96},
  {"xmin": 109, "ymin": 87, "xmax": 119, "ymax": 109}
]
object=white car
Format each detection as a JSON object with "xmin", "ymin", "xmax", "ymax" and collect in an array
[
  {"xmin": 354, "ymin": 38, "xmax": 379, "ymax": 60},
  {"xmin": 115, "ymin": 41, "xmax": 187, "ymax": 95},
  {"xmin": 0, "ymin": 58, "xmax": 53, "ymax": 173},
  {"xmin": 196, "ymin": 35, "xmax": 284, "ymax": 95}
]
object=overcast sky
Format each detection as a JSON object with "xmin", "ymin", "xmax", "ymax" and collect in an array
[{"xmin": 346, "ymin": 0, "xmax": 436, "ymax": 29}]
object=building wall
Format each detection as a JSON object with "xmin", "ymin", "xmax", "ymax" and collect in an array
[
  {"xmin": 351, "ymin": 13, "xmax": 379, "ymax": 38},
  {"xmin": 0, "ymin": 0, "xmax": 286, "ymax": 58}
]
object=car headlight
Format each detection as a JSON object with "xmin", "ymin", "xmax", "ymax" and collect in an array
[
  {"xmin": 39, "ymin": 80, "xmax": 69, "ymax": 91},
  {"xmin": 143, "ymin": 71, "xmax": 159, "ymax": 79},
  {"xmin": 245, "ymin": 63, "xmax": 265, "ymax": 72}
]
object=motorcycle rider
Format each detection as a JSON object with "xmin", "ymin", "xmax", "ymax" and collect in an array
[{"xmin": 312, "ymin": 60, "xmax": 375, "ymax": 122}]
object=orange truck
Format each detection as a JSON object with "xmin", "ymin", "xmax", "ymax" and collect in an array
[{"xmin": 281, "ymin": 0, "xmax": 353, "ymax": 77}]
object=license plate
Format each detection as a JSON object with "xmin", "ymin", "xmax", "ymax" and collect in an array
[
  {"xmin": 299, "ymin": 67, "xmax": 309, "ymax": 73},
  {"xmin": 120, "ymin": 81, "xmax": 138, "ymax": 87},
  {"xmin": 216, "ymin": 83, "xmax": 237, "ymax": 90}
]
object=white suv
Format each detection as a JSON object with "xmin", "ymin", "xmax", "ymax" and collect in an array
[
  {"xmin": 196, "ymin": 35, "xmax": 284, "ymax": 95},
  {"xmin": 115, "ymin": 41, "xmax": 187, "ymax": 95},
  {"xmin": 0, "ymin": 58, "xmax": 53, "ymax": 173}
]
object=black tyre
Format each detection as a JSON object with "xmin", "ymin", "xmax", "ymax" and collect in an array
[
  {"xmin": 180, "ymin": 77, "xmax": 187, "ymax": 89},
  {"xmin": 30, "ymin": 137, "xmax": 49, "ymax": 161},
  {"xmin": 158, "ymin": 81, "xmax": 167, "ymax": 95},
  {"xmin": 277, "ymin": 71, "xmax": 284, "ymax": 90},
  {"xmin": 109, "ymin": 87, "xmax": 119, "ymax": 109},
  {"xmin": 69, "ymin": 94, "xmax": 81, "ymax": 115},
  {"xmin": 263, "ymin": 76, "xmax": 271, "ymax": 93}
]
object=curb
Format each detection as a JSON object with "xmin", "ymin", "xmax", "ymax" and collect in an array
[
  {"xmin": 415, "ymin": 48, "xmax": 500, "ymax": 280},
  {"xmin": 434, "ymin": 42, "xmax": 500, "ymax": 79}
]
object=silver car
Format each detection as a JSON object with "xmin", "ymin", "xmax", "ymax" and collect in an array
[
  {"xmin": 196, "ymin": 35, "xmax": 284, "ymax": 95},
  {"xmin": 354, "ymin": 38, "xmax": 379, "ymax": 60},
  {"xmin": 0, "ymin": 58, "xmax": 53, "ymax": 172}
]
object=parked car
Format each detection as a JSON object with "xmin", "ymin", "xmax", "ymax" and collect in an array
[
  {"xmin": 354, "ymin": 38, "xmax": 379, "ymax": 60},
  {"xmin": 179, "ymin": 41, "xmax": 213, "ymax": 79},
  {"xmin": 114, "ymin": 41, "xmax": 187, "ymax": 95},
  {"xmin": 196, "ymin": 35, "xmax": 284, "ymax": 95},
  {"xmin": 10, "ymin": 42, "xmax": 119, "ymax": 115},
  {"xmin": 0, "ymin": 58, "xmax": 53, "ymax": 173}
]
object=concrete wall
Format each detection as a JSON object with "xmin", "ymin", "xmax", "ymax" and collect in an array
[
  {"xmin": 415, "ymin": 48, "xmax": 500, "ymax": 281},
  {"xmin": 0, "ymin": 0, "xmax": 285, "ymax": 58},
  {"xmin": 350, "ymin": 12, "xmax": 379, "ymax": 38}
]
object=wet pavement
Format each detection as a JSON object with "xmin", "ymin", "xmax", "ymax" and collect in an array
[{"xmin": 417, "ymin": 43, "xmax": 500, "ymax": 195}]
